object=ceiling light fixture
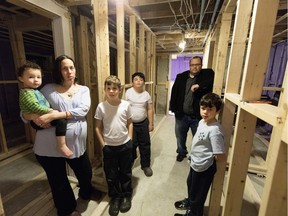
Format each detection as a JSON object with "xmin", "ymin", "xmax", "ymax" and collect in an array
[{"xmin": 179, "ymin": 40, "xmax": 186, "ymax": 49}]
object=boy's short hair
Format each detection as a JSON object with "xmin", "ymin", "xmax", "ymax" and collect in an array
[
  {"xmin": 18, "ymin": 61, "xmax": 42, "ymax": 77},
  {"xmin": 132, "ymin": 72, "xmax": 145, "ymax": 82},
  {"xmin": 200, "ymin": 93, "xmax": 223, "ymax": 111},
  {"xmin": 104, "ymin": 75, "xmax": 121, "ymax": 88}
]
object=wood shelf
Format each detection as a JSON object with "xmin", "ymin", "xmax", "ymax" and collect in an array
[{"xmin": 225, "ymin": 93, "xmax": 281, "ymax": 127}]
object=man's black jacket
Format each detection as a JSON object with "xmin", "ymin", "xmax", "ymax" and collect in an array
[{"xmin": 170, "ymin": 68, "xmax": 214, "ymax": 120}]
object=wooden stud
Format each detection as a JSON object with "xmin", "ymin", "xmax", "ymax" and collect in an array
[
  {"xmin": 259, "ymin": 65, "xmax": 287, "ymax": 215},
  {"xmin": 222, "ymin": 0, "xmax": 280, "ymax": 215},
  {"xmin": 93, "ymin": 0, "xmax": 110, "ymax": 102},
  {"xmin": 116, "ymin": 0, "xmax": 125, "ymax": 83},
  {"xmin": 138, "ymin": 24, "xmax": 145, "ymax": 72},
  {"xmin": 224, "ymin": 0, "xmax": 253, "ymax": 94},
  {"xmin": 77, "ymin": 15, "xmax": 94, "ymax": 160},
  {"xmin": 129, "ymin": 15, "xmax": 137, "ymax": 81},
  {"xmin": 213, "ymin": 12, "xmax": 233, "ymax": 95}
]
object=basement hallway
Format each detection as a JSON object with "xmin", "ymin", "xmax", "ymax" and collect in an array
[{"xmin": 0, "ymin": 114, "xmax": 261, "ymax": 216}]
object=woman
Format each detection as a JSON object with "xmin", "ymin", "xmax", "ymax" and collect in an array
[{"xmin": 23, "ymin": 55, "xmax": 101, "ymax": 216}]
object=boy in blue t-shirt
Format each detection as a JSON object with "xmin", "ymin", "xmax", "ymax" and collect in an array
[{"xmin": 174, "ymin": 93, "xmax": 226, "ymax": 216}]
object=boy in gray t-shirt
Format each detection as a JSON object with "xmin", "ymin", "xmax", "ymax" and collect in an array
[{"xmin": 174, "ymin": 93, "xmax": 226, "ymax": 216}]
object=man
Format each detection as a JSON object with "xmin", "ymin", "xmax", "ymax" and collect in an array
[{"xmin": 170, "ymin": 56, "xmax": 214, "ymax": 162}]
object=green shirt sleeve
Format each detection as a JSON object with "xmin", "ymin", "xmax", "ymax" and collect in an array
[{"xmin": 19, "ymin": 89, "xmax": 50, "ymax": 115}]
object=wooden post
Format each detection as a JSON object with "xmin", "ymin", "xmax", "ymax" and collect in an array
[
  {"xmin": 77, "ymin": 15, "xmax": 94, "ymax": 160},
  {"xmin": 259, "ymin": 65, "xmax": 287, "ymax": 216},
  {"xmin": 138, "ymin": 24, "xmax": 145, "ymax": 72},
  {"xmin": 93, "ymin": 0, "xmax": 110, "ymax": 102},
  {"xmin": 0, "ymin": 193, "xmax": 4, "ymax": 216},
  {"xmin": 116, "ymin": 0, "xmax": 125, "ymax": 84},
  {"xmin": 208, "ymin": 1, "xmax": 253, "ymax": 215},
  {"xmin": 222, "ymin": 0, "xmax": 280, "ymax": 215},
  {"xmin": 213, "ymin": 12, "xmax": 233, "ymax": 95},
  {"xmin": 129, "ymin": 15, "xmax": 137, "ymax": 82}
]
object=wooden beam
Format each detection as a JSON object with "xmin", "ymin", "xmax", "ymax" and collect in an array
[
  {"xmin": 51, "ymin": 16, "xmax": 74, "ymax": 57},
  {"xmin": 77, "ymin": 15, "xmax": 94, "ymax": 160},
  {"xmin": 240, "ymin": 0, "xmax": 279, "ymax": 101},
  {"xmin": 116, "ymin": 0, "xmax": 125, "ymax": 83},
  {"xmin": 208, "ymin": 99, "xmax": 236, "ymax": 216},
  {"xmin": 138, "ymin": 24, "xmax": 145, "ymax": 72},
  {"xmin": 222, "ymin": 1, "xmax": 280, "ymax": 215},
  {"xmin": 246, "ymin": 77, "xmax": 286, "ymax": 216},
  {"xmin": 0, "ymin": 193, "xmax": 4, "ymax": 216},
  {"xmin": 225, "ymin": 93, "xmax": 281, "ymax": 127},
  {"xmin": 275, "ymin": 13, "xmax": 288, "ymax": 24},
  {"xmin": 93, "ymin": 0, "xmax": 110, "ymax": 102},
  {"xmin": 128, "ymin": 0, "xmax": 181, "ymax": 7},
  {"xmin": 224, "ymin": 0, "xmax": 253, "ymax": 94},
  {"xmin": 213, "ymin": 12, "xmax": 233, "ymax": 95},
  {"xmin": 223, "ymin": 109, "xmax": 257, "ymax": 216},
  {"xmin": 129, "ymin": 15, "xmax": 137, "ymax": 81},
  {"xmin": 7, "ymin": 0, "xmax": 68, "ymax": 19}
]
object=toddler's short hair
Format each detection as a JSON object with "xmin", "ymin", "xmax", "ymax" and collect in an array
[
  {"xmin": 132, "ymin": 72, "xmax": 145, "ymax": 82},
  {"xmin": 104, "ymin": 75, "xmax": 121, "ymax": 88},
  {"xmin": 18, "ymin": 61, "xmax": 42, "ymax": 77},
  {"xmin": 200, "ymin": 93, "xmax": 223, "ymax": 111}
]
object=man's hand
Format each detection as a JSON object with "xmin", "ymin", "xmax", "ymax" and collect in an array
[{"xmin": 191, "ymin": 84, "xmax": 200, "ymax": 92}]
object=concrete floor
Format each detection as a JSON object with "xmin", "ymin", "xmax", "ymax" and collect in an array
[
  {"xmin": 98, "ymin": 114, "xmax": 260, "ymax": 216},
  {"xmin": 0, "ymin": 114, "xmax": 262, "ymax": 216}
]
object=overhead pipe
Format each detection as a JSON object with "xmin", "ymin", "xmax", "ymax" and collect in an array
[
  {"xmin": 198, "ymin": 0, "xmax": 206, "ymax": 32},
  {"xmin": 201, "ymin": 0, "xmax": 221, "ymax": 47}
]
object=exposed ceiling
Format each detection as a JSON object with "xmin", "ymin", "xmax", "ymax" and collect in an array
[{"xmin": 0, "ymin": 0, "xmax": 287, "ymax": 55}]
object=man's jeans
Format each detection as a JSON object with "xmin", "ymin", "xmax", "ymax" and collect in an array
[{"xmin": 175, "ymin": 114, "xmax": 199, "ymax": 156}]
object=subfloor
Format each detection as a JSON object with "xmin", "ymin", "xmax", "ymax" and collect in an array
[{"xmin": 0, "ymin": 114, "xmax": 265, "ymax": 216}]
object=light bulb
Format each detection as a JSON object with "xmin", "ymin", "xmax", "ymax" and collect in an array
[{"xmin": 179, "ymin": 40, "xmax": 186, "ymax": 49}]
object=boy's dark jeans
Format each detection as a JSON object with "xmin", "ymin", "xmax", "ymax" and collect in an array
[
  {"xmin": 103, "ymin": 140, "xmax": 133, "ymax": 198},
  {"xmin": 187, "ymin": 160, "xmax": 217, "ymax": 216},
  {"xmin": 132, "ymin": 118, "xmax": 151, "ymax": 168}
]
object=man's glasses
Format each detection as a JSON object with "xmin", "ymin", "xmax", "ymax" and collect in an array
[{"xmin": 190, "ymin": 64, "xmax": 202, "ymax": 67}]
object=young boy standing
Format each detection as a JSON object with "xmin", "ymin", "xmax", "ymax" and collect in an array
[
  {"xmin": 174, "ymin": 93, "xmax": 226, "ymax": 216},
  {"xmin": 94, "ymin": 75, "xmax": 133, "ymax": 216},
  {"xmin": 125, "ymin": 72, "xmax": 154, "ymax": 177}
]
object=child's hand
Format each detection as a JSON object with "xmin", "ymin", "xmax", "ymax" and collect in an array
[{"xmin": 149, "ymin": 124, "xmax": 154, "ymax": 132}]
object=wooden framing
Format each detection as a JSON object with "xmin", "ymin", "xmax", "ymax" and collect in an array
[
  {"xmin": 220, "ymin": 0, "xmax": 286, "ymax": 216},
  {"xmin": 93, "ymin": 0, "xmax": 110, "ymax": 102},
  {"xmin": 116, "ymin": 0, "xmax": 125, "ymax": 83},
  {"xmin": 0, "ymin": 193, "xmax": 4, "ymax": 216},
  {"xmin": 213, "ymin": 12, "xmax": 233, "ymax": 95},
  {"xmin": 138, "ymin": 24, "xmax": 145, "ymax": 72},
  {"xmin": 76, "ymin": 15, "xmax": 95, "ymax": 160},
  {"xmin": 129, "ymin": 15, "xmax": 137, "ymax": 81}
]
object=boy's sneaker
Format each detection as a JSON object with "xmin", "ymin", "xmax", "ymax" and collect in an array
[
  {"xmin": 142, "ymin": 167, "xmax": 153, "ymax": 177},
  {"xmin": 109, "ymin": 198, "xmax": 121, "ymax": 216},
  {"xmin": 174, "ymin": 198, "xmax": 190, "ymax": 210},
  {"xmin": 174, "ymin": 210, "xmax": 191, "ymax": 216}
]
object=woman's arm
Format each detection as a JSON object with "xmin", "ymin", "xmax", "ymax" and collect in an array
[{"xmin": 69, "ymin": 86, "xmax": 91, "ymax": 119}]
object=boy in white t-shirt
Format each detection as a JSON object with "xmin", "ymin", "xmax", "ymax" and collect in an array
[
  {"xmin": 95, "ymin": 75, "xmax": 133, "ymax": 216},
  {"xmin": 125, "ymin": 72, "xmax": 154, "ymax": 177}
]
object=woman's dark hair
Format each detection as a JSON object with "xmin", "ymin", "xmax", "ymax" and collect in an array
[
  {"xmin": 200, "ymin": 93, "xmax": 223, "ymax": 111},
  {"xmin": 53, "ymin": 55, "xmax": 77, "ymax": 84},
  {"xmin": 132, "ymin": 72, "xmax": 145, "ymax": 82},
  {"xmin": 18, "ymin": 61, "xmax": 42, "ymax": 77}
]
